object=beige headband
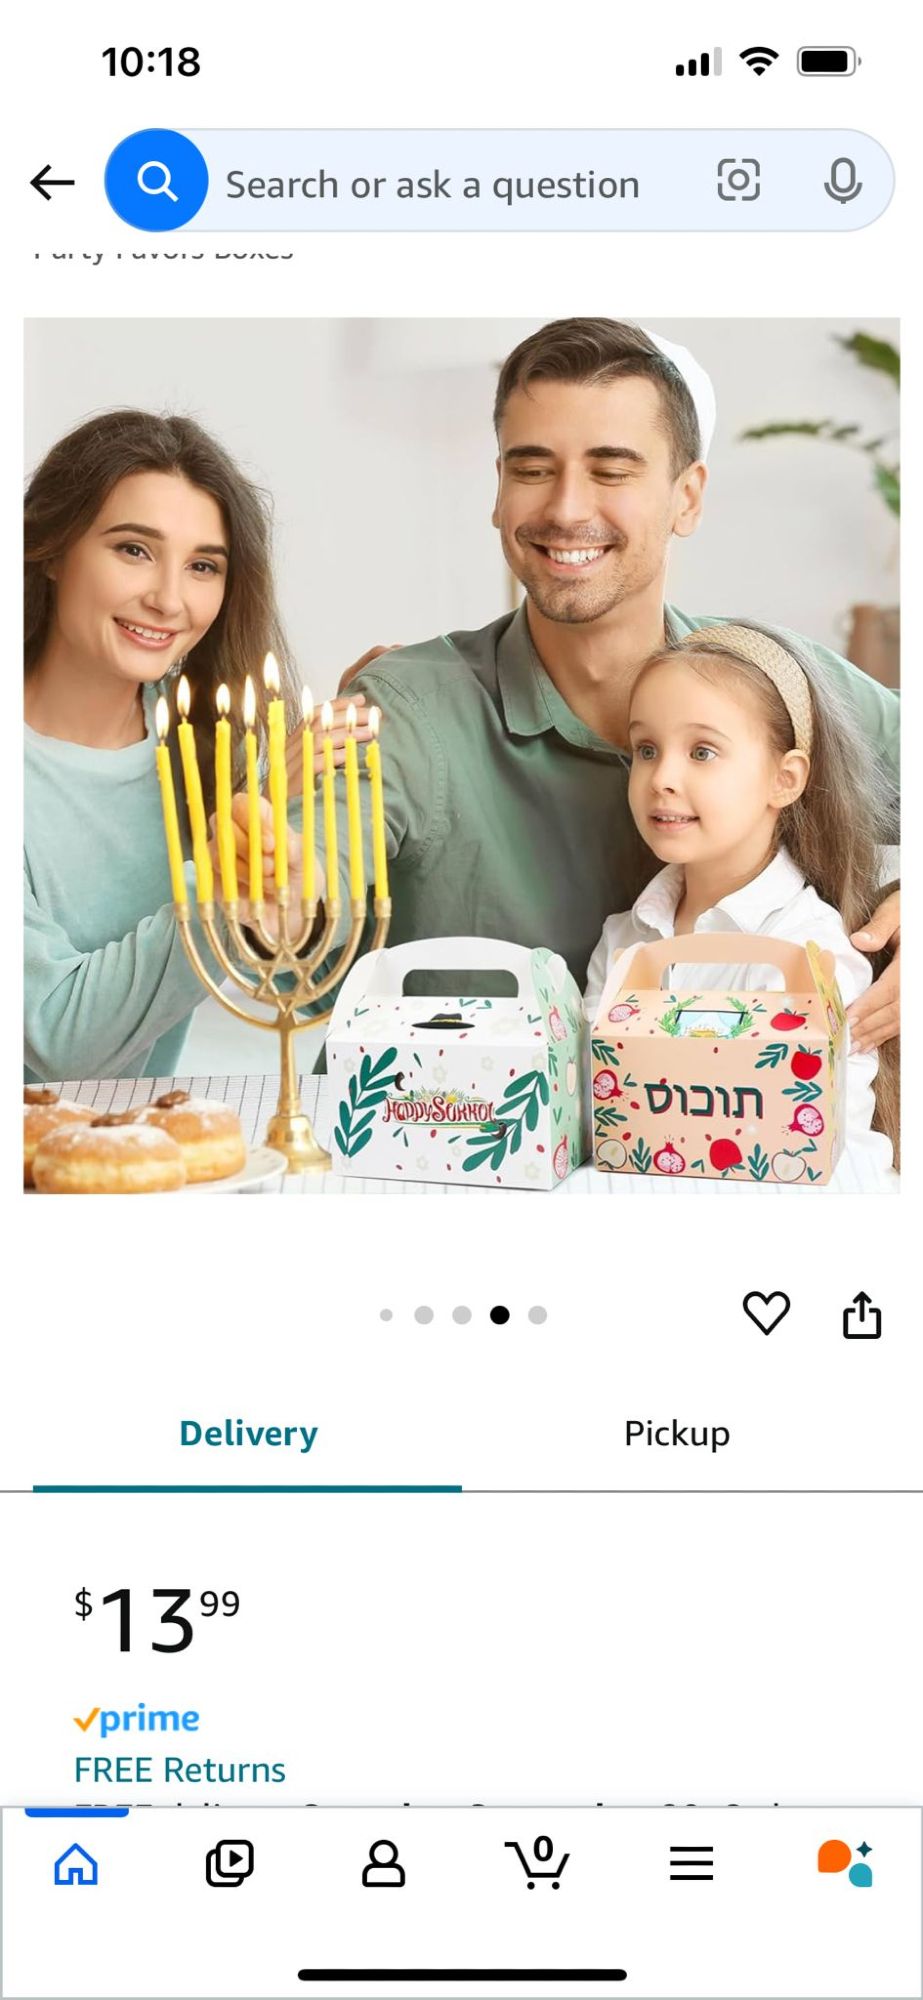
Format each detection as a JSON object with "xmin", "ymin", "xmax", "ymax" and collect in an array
[{"xmin": 684, "ymin": 623, "xmax": 814, "ymax": 756}]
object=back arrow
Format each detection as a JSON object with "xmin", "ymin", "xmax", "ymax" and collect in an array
[{"xmin": 31, "ymin": 165, "xmax": 76, "ymax": 201}]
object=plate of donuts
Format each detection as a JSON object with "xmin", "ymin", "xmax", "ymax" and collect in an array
[{"xmin": 25, "ymin": 1088, "xmax": 286, "ymax": 1194}]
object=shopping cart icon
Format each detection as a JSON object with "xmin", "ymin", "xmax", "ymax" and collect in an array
[{"xmin": 504, "ymin": 1834, "xmax": 570, "ymax": 1888}]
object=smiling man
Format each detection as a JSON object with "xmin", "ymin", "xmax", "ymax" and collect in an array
[{"xmin": 331, "ymin": 319, "xmax": 899, "ymax": 1043}]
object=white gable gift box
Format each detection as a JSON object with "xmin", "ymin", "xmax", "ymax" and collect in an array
[{"xmin": 325, "ymin": 938, "xmax": 589, "ymax": 1188}]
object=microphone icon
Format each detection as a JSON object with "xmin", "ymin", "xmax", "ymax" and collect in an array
[{"xmin": 824, "ymin": 155, "xmax": 863, "ymax": 203}]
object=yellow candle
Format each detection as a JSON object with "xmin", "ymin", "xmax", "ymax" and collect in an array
[
  {"xmin": 263, "ymin": 651, "xmax": 288, "ymax": 893},
  {"xmin": 344, "ymin": 702, "xmax": 366, "ymax": 902},
  {"xmin": 243, "ymin": 675, "xmax": 263, "ymax": 904},
  {"xmin": 365, "ymin": 705, "xmax": 389, "ymax": 900},
  {"xmin": 301, "ymin": 686, "xmax": 316, "ymax": 904},
  {"xmin": 176, "ymin": 677, "xmax": 214, "ymax": 902},
  {"xmin": 154, "ymin": 698, "xmax": 188, "ymax": 905},
  {"xmin": 214, "ymin": 685, "xmax": 238, "ymax": 902},
  {"xmin": 321, "ymin": 700, "xmax": 339, "ymax": 905}
]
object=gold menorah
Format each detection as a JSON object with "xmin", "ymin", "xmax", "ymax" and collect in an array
[
  {"xmin": 155, "ymin": 658, "xmax": 391, "ymax": 1173},
  {"xmin": 172, "ymin": 883, "xmax": 391, "ymax": 1173}
]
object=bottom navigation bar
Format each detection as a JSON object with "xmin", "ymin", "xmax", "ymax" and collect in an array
[{"xmin": 2, "ymin": 1806, "xmax": 920, "ymax": 1998}]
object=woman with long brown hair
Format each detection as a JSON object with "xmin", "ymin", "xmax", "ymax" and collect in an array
[{"xmin": 25, "ymin": 409, "xmax": 356, "ymax": 1083}]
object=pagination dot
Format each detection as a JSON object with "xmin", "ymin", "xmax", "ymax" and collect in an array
[
  {"xmin": 490, "ymin": 1305, "xmax": 510, "ymax": 1325},
  {"xmin": 414, "ymin": 1305, "xmax": 434, "ymax": 1324},
  {"xmin": 379, "ymin": 1308, "xmax": 393, "ymax": 1322},
  {"xmin": 452, "ymin": 1306, "xmax": 472, "ymax": 1324},
  {"xmin": 528, "ymin": 1306, "xmax": 548, "ymax": 1324}
]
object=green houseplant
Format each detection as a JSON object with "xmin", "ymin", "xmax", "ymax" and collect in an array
[{"xmin": 740, "ymin": 332, "xmax": 900, "ymax": 684}]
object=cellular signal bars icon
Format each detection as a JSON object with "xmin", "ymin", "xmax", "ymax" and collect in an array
[{"xmin": 676, "ymin": 48, "xmax": 722, "ymax": 77}]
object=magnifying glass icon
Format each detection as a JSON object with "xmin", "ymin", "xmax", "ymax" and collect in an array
[
  {"xmin": 106, "ymin": 129, "xmax": 208, "ymax": 229},
  {"xmin": 136, "ymin": 160, "xmax": 179, "ymax": 202}
]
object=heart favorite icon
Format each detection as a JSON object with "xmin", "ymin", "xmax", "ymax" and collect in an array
[{"xmin": 742, "ymin": 1290, "xmax": 791, "ymax": 1335}]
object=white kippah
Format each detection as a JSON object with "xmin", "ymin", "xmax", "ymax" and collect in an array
[{"xmin": 642, "ymin": 328, "xmax": 717, "ymax": 461}]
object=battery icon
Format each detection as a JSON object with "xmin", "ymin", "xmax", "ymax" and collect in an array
[{"xmin": 797, "ymin": 46, "xmax": 859, "ymax": 74}]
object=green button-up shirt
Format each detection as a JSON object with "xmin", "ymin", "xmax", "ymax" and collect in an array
[{"xmin": 328, "ymin": 603, "xmax": 898, "ymax": 994}]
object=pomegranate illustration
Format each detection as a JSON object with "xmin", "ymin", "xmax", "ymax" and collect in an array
[
  {"xmin": 548, "ymin": 1005, "xmax": 568, "ymax": 1043},
  {"xmin": 593, "ymin": 1068, "xmax": 621, "ymax": 1101},
  {"xmin": 653, "ymin": 1141, "xmax": 686, "ymax": 1175},
  {"xmin": 553, "ymin": 1136, "xmax": 569, "ymax": 1180},
  {"xmin": 565, "ymin": 1060, "xmax": 577, "ymax": 1096},
  {"xmin": 791, "ymin": 1049, "xmax": 822, "ymax": 1081},
  {"xmin": 771, "ymin": 1010, "xmax": 807, "ymax": 1032},
  {"xmin": 608, "ymin": 1002, "xmax": 640, "ymax": 1024},
  {"xmin": 709, "ymin": 1137, "xmax": 743, "ymax": 1174},
  {"xmin": 772, "ymin": 1150, "xmax": 807, "ymax": 1183},
  {"xmin": 789, "ymin": 1103, "xmax": 824, "ymax": 1137},
  {"xmin": 597, "ymin": 1137, "xmax": 628, "ymax": 1171}
]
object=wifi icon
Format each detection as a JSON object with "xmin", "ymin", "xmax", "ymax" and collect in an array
[{"xmin": 739, "ymin": 45, "xmax": 779, "ymax": 75}]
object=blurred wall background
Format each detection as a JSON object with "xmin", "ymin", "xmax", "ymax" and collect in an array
[{"xmin": 25, "ymin": 317, "xmax": 899, "ymax": 1072}]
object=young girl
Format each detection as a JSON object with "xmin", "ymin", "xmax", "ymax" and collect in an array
[
  {"xmin": 584, "ymin": 622, "xmax": 899, "ymax": 1181},
  {"xmin": 24, "ymin": 408, "xmax": 302, "ymax": 1084}
]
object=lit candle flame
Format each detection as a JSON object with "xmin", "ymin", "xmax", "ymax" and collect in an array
[
  {"xmin": 321, "ymin": 700, "xmax": 334, "ymax": 732},
  {"xmin": 177, "ymin": 675, "xmax": 191, "ymax": 720},
  {"xmin": 301, "ymin": 685, "xmax": 314, "ymax": 725},
  {"xmin": 243, "ymin": 675, "xmax": 256, "ymax": 730},
  {"xmin": 263, "ymin": 651, "xmax": 280, "ymax": 696},
  {"xmin": 368, "ymin": 705, "xmax": 381, "ymax": 740},
  {"xmin": 346, "ymin": 702, "xmax": 357, "ymax": 735},
  {"xmin": 216, "ymin": 684, "xmax": 230, "ymax": 719},
  {"xmin": 155, "ymin": 696, "xmax": 170, "ymax": 743}
]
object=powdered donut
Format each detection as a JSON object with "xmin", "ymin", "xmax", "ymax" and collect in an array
[
  {"xmin": 24, "ymin": 1097, "xmax": 95, "ymax": 1186},
  {"xmin": 137, "ymin": 1092, "xmax": 246, "ymax": 1184},
  {"xmin": 32, "ymin": 1120, "xmax": 186, "ymax": 1194}
]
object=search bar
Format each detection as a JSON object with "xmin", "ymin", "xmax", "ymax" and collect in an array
[{"xmin": 103, "ymin": 128, "xmax": 893, "ymax": 232}]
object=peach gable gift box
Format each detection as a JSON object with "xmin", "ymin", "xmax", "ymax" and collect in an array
[{"xmin": 591, "ymin": 934, "xmax": 846, "ymax": 1185}]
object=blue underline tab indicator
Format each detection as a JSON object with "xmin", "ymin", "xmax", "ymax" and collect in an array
[
  {"xmin": 24, "ymin": 1807, "xmax": 130, "ymax": 1818},
  {"xmin": 33, "ymin": 1483, "xmax": 463, "ymax": 1494}
]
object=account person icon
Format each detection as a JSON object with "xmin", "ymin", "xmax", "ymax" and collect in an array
[
  {"xmin": 104, "ymin": 127, "xmax": 209, "ymax": 230},
  {"xmin": 362, "ymin": 1839, "xmax": 406, "ymax": 1888}
]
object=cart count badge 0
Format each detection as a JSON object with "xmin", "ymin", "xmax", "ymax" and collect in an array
[
  {"xmin": 326, "ymin": 938, "xmax": 589, "ymax": 1187},
  {"xmin": 591, "ymin": 934, "xmax": 846, "ymax": 1185}
]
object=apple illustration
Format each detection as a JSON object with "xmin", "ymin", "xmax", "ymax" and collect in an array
[
  {"xmin": 772, "ymin": 1150, "xmax": 807, "ymax": 1182},
  {"xmin": 791, "ymin": 1049, "xmax": 822, "ymax": 1081},
  {"xmin": 566, "ymin": 1060, "xmax": 577, "ymax": 1096},
  {"xmin": 771, "ymin": 1009, "xmax": 807, "ymax": 1032},
  {"xmin": 709, "ymin": 1137, "xmax": 743, "ymax": 1174},
  {"xmin": 593, "ymin": 1068, "xmax": 621, "ymax": 1101},
  {"xmin": 653, "ymin": 1141, "xmax": 685, "ymax": 1175},
  {"xmin": 596, "ymin": 1137, "xmax": 628, "ymax": 1171}
]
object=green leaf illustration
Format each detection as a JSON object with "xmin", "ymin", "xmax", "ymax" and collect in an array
[
  {"xmin": 747, "ymin": 1145, "xmax": 770, "ymax": 1181},
  {"xmin": 462, "ymin": 1068, "xmax": 549, "ymax": 1174},
  {"xmin": 756, "ymin": 1042, "xmax": 790, "ymax": 1069},
  {"xmin": 334, "ymin": 1046, "xmax": 401, "ymax": 1158},
  {"xmin": 630, "ymin": 1138, "xmax": 652, "ymax": 1174}
]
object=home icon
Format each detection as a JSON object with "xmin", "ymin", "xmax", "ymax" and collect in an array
[{"xmin": 54, "ymin": 1843, "xmax": 99, "ymax": 1887}]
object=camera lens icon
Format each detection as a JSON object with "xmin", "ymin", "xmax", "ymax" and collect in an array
[{"xmin": 717, "ymin": 157, "xmax": 761, "ymax": 201}]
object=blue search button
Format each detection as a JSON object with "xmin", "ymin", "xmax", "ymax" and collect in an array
[{"xmin": 104, "ymin": 128, "xmax": 208, "ymax": 231}]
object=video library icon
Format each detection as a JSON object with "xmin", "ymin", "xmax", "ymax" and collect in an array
[{"xmin": 676, "ymin": 48, "xmax": 722, "ymax": 76}]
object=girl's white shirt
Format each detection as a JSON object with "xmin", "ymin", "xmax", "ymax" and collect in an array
[{"xmin": 584, "ymin": 847, "xmax": 895, "ymax": 1189}]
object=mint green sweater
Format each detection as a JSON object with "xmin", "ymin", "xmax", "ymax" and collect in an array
[{"xmin": 25, "ymin": 687, "xmax": 207, "ymax": 1082}]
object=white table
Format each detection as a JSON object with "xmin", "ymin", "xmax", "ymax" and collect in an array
[{"xmin": 54, "ymin": 1076, "xmax": 897, "ymax": 1196}]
